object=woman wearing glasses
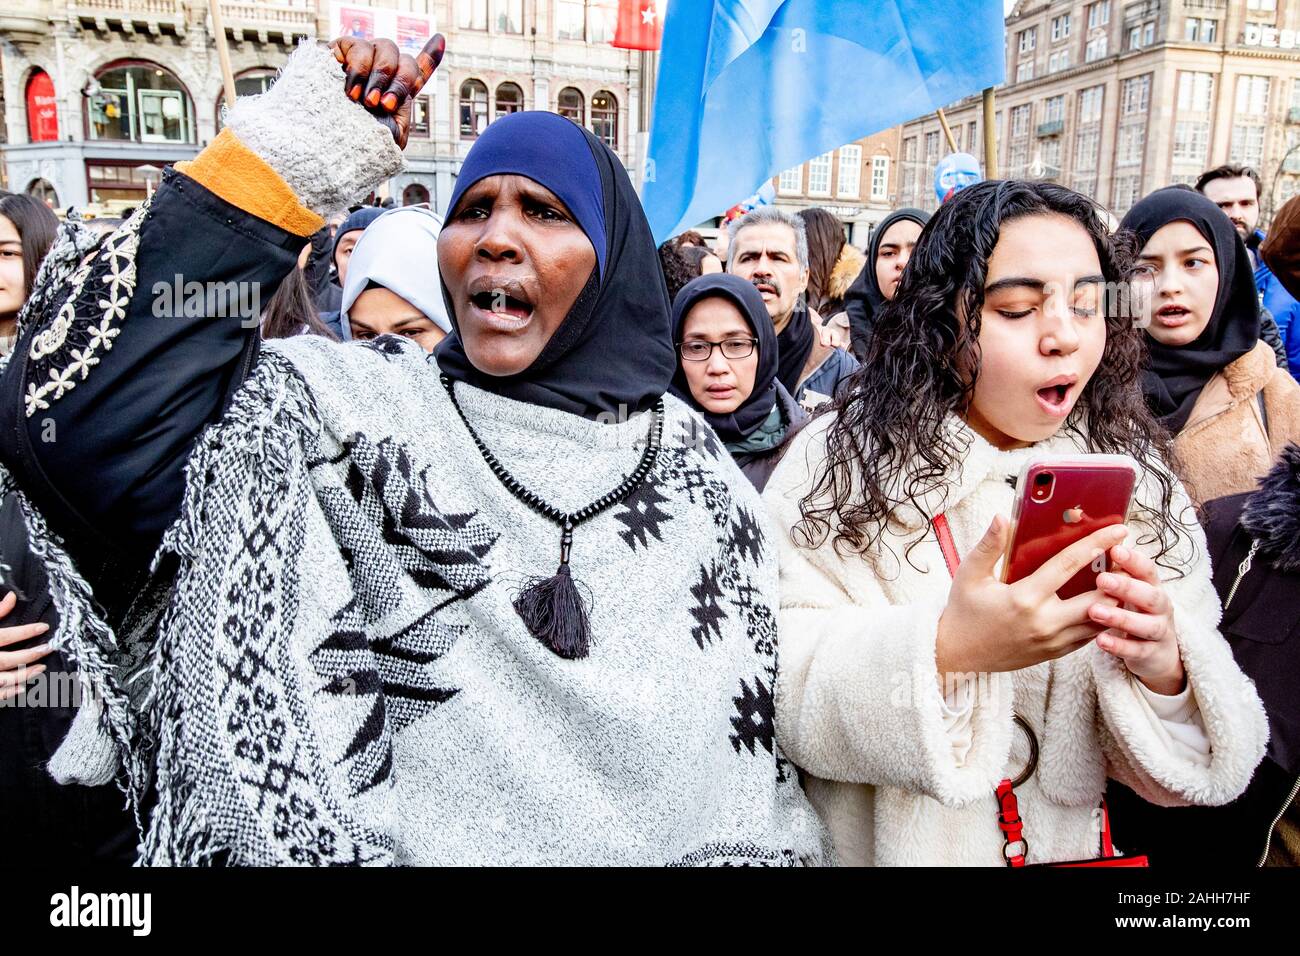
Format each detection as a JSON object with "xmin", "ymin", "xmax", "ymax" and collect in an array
[{"xmin": 671, "ymin": 274, "xmax": 807, "ymax": 492}]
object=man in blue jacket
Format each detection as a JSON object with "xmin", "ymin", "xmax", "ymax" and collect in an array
[{"xmin": 1198, "ymin": 163, "xmax": 1300, "ymax": 379}]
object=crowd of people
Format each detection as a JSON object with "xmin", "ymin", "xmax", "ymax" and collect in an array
[{"xmin": 0, "ymin": 34, "xmax": 1298, "ymax": 867}]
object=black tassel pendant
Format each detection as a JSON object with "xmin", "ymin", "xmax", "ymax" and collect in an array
[
  {"xmin": 513, "ymin": 521, "xmax": 591, "ymax": 659},
  {"xmin": 442, "ymin": 375, "xmax": 664, "ymax": 660}
]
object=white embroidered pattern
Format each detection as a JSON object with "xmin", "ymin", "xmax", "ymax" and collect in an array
[{"xmin": 25, "ymin": 204, "xmax": 147, "ymax": 418}]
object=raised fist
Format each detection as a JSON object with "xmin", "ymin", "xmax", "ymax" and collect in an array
[{"xmin": 329, "ymin": 34, "xmax": 445, "ymax": 150}]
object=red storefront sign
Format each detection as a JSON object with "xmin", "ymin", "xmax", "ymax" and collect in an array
[{"xmin": 26, "ymin": 70, "xmax": 59, "ymax": 142}]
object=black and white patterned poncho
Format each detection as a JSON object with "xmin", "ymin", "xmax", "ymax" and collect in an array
[{"xmin": 30, "ymin": 331, "xmax": 829, "ymax": 866}]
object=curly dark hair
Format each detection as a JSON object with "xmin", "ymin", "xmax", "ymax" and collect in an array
[{"xmin": 795, "ymin": 180, "xmax": 1190, "ymax": 572}]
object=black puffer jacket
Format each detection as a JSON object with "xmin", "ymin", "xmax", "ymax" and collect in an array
[{"xmin": 1108, "ymin": 444, "xmax": 1300, "ymax": 866}]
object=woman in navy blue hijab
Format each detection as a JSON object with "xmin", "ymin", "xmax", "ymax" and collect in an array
[{"xmin": 436, "ymin": 111, "xmax": 676, "ymax": 419}]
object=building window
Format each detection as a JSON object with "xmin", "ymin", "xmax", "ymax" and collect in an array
[
  {"xmin": 403, "ymin": 183, "xmax": 431, "ymax": 206},
  {"xmin": 1009, "ymin": 142, "xmax": 1030, "ymax": 176},
  {"xmin": 1231, "ymin": 124, "xmax": 1266, "ymax": 168},
  {"xmin": 216, "ymin": 69, "xmax": 275, "ymax": 131},
  {"xmin": 966, "ymin": 121, "xmax": 979, "ymax": 154},
  {"xmin": 1052, "ymin": 14, "xmax": 1071, "ymax": 41},
  {"xmin": 1011, "ymin": 105, "xmax": 1031, "ymax": 138},
  {"xmin": 1018, "ymin": 27, "xmax": 1037, "ymax": 53},
  {"xmin": 1116, "ymin": 123, "xmax": 1146, "ymax": 166},
  {"xmin": 1086, "ymin": 34, "xmax": 1108, "ymax": 62},
  {"xmin": 557, "ymin": 87, "xmax": 584, "ymax": 124},
  {"xmin": 1078, "ymin": 85, "xmax": 1104, "ymax": 123},
  {"xmin": 494, "ymin": 0, "xmax": 522, "ymax": 33},
  {"xmin": 903, "ymin": 136, "xmax": 917, "ymax": 162},
  {"xmin": 1112, "ymin": 173, "xmax": 1142, "ymax": 215},
  {"xmin": 410, "ymin": 96, "xmax": 430, "ymax": 137},
  {"xmin": 86, "ymin": 161, "xmax": 164, "ymax": 203},
  {"xmin": 557, "ymin": 0, "xmax": 585, "ymax": 39},
  {"xmin": 459, "ymin": 79, "xmax": 489, "ymax": 138},
  {"xmin": 1236, "ymin": 75, "xmax": 1270, "ymax": 115},
  {"xmin": 588, "ymin": 1, "xmax": 617, "ymax": 43},
  {"xmin": 870, "ymin": 155, "xmax": 890, "ymax": 201},
  {"xmin": 1048, "ymin": 50, "xmax": 1071, "ymax": 72},
  {"xmin": 1039, "ymin": 137, "xmax": 1062, "ymax": 177},
  {"xmin": 1128, "ymin": 21, "xmax": 1154, "ymax": 50},
  {"xmin": 1177, "ymin": 71, "xmax": 1215, "ymax": 111},
  {"xmin": 807, "ymin": 151, "xmax": 833, "ymax": 197},
  {"xmin": 590, "ymin": 90, "xmax": 618, "ymax": 149},
  {"xmin": 495, "ymin": 82, "xmax": 523, "ymax": 118},
  {"xmin": 837, "ymin": 145, "xmax": 863, "ymax": 199},
  {"xmin": 1072, "ymin": 174, "xmax": 1098, "ymax": 199},
  {"xmin": 1016, "ymin": 61, "xmax": 1034, "ymax": 83},
  {"xmin": 778, "ymin": 166, "xmax": 803, "ymax": 195},
  {"xmin": 87, "ymin": 63, "xmax": 194, "ymax": 144},
  {"xmin": 1075, "ymin": 127, "xmax": 1100, "ymax": 172},
  {"xmin": 924, "ymin": 131, "xmax": 941, "ymax": 164},
  {"xmin": 1293, "ymin": 77, "xmax": 1300, "ymax": 111},
  {"xmin": 1121, "ymin": 74, "xmax": 1151, "ymax": 115},
  {"xmin": 1088, "ymin": 1, "xmax": 1111, "ymax": 29},
  {"xmin": 1043, "ymin": 95, "xmax": 1065, "ymax": 124},
  {"xmin": 457, "ymin": 0, "xmax": 488, "ymax": 30},
  {"xmin": 1246, "ymin": 0, "xmax": 1277, "ymax": 10},
  {"xmin": 1185, "ymin": 17, "xmax": 1218, "ymax": 43},
  {"xmin": 1173, "ymin": 120, "xmax": 1210, "ymax": 165}
]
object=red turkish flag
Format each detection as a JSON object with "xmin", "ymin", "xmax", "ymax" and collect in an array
[{"xmin": 612, "ymin": 0, "xmax": 662, "ymax": 50}]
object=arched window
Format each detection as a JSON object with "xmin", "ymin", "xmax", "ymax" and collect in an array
[
  {"xmin": 459, "ymin": 79, "xmax": 489, "ymax": 138},
  {"xmin": 403, "ymin": 183, "xmax": 431, "ymax": 206},
  {"xmin": 86, "ymin": 62, "xmax": 194, "ymax": 144},
  {"xmin": 495, "ymin": 82, "xmax": 523, "ymax": 119},
  {"xmin": 590, "ymin": 90, "xmax": 618, "ymax": 150},
  {"xmin": 26, "ymin": 70, "xmax": 60, "ymax": 142},
  {"xmin": 216, "ymin": 69, "xmax": 277, "ymax": 130},
  {"xmin": 26, "ymin": 179, "xmax": 59, "ymax": 208},
  {"xmin": 557, "ymin": 87, "xmax": 583, "ymax": 124}
]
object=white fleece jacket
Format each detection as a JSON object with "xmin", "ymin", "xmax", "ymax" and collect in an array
[{"xmin": 763, "ymin": 414, "xmax": 1269, "ymax": 866}]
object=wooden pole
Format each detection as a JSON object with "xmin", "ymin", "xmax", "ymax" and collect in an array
[
  {"xmin": 935, "ymin": 108, "xmax": 958, "ymax": 153},
  {"xmin": 982, "ymin": 87, "xmax": 998, "ymax": 178},
  {"xmin": 209, "ymin": 0, "xmax": 237, "ymax": 111}
]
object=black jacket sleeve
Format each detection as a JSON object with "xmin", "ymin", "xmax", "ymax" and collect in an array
[{"xmin": 0, "ymin": 167, "xmax": 306, "ymax": 568}]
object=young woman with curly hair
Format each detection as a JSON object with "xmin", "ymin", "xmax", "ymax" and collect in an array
[{"xmin": 762, "ymin": 179, "xmax": 1268, "ymax": 866}]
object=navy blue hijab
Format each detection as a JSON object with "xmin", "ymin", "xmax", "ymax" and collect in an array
[
  {"xmin": 670, "ymin": 273, "xmax": 779, "ymax": 444},
  {"xmin": 435, "ymin": 111, "xmax": 675, "ymax": 419}
]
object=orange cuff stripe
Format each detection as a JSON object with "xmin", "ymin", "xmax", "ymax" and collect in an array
[{"xmin": 175, "ymin": 128, "xmax": 324, "ymax": 237}]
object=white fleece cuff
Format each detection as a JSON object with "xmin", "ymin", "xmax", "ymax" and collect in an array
[{"xmin": 1131, "ymin": 675, "xmax": 1211, "ymax": 768}]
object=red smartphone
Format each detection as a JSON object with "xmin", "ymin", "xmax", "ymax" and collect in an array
[{"xmin": 1002, "ymin": 455, "xmax": 1138, "ymax": 599}]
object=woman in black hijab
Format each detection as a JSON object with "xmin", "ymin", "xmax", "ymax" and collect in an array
[
  {"xmin": 0, "ymin": 39, "xmax": 826, "ymax": 865},
  {"xmin": 1121, "ymin": 186, "xmax": 1300, "ymax": 505},
  {"xmin": 842, "ymin": 207, "xmax": 929, "ymax": 361},
  {"xmin": 671, "ymin": 273, "xmax": 806, "ymax": 491}
]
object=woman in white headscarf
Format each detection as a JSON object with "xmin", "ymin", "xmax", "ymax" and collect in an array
[{"xmin": 340, "ymin": 204, "xmax": 451, "ymax": 351}]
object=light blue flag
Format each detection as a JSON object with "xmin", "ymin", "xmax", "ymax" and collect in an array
[{"xmin": 644, "ymin": 0, "xmax": 1006, "ymax": 243}]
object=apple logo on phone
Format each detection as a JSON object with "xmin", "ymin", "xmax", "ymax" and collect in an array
[
  {"xmin": 1091, "ymin": 552, "xmax": 1108, "ymax": 573},
  {"xmin": 1063, "ymin": 505, "xmax": 1084, "ymax": 524}
]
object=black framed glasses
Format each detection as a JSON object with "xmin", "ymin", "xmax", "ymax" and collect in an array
[{"xmin": 678, "ymin": 338, "xmax": 758, "ymax": 362}]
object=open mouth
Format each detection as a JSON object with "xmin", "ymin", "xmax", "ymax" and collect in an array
[
  {"xmin": 1155, "ymin": 304, "xmax": 1190, "ymax": 326},
  {"xmin": 1034, "ymin": 376, "xmax": 1077, "ymax": 416},
  {"xmin": 470, "ymin": 290, "xmax": 534, "ymax": 320},
  {"xmin": 466, "ymin": 275, "xmax": 536, "ymax": 325}
]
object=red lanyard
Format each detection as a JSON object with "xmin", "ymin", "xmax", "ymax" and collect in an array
[{"xmin": 930, "ymin": 513, "xmax": 1135, "ymax": 867}]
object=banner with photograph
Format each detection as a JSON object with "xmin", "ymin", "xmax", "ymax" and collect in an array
[{"xmin": 330, "ymin": 2, "xmax": 436, "ymax": 53}]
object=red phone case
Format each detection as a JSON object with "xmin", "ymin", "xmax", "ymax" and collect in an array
[{"xmin": 1003, "ymin": 456, "xmax": 1138, "ymax": 600}]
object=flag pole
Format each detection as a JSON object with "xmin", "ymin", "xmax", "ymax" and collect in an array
[
  {"xmin": 935, "ymin": 109, "xmax": 958, "ymax": 153},
  {"xmin": 982, "ymin": 87, "xmax": 998, "ymax": 177},
  {"xmin": 209, "ymin": 0, "xmax": 238, "ymax": 110}
]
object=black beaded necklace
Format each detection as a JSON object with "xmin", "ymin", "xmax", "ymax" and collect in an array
[{"xmin": 441, "ymin": 373, "xmax": 665, "ymax": 659}]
